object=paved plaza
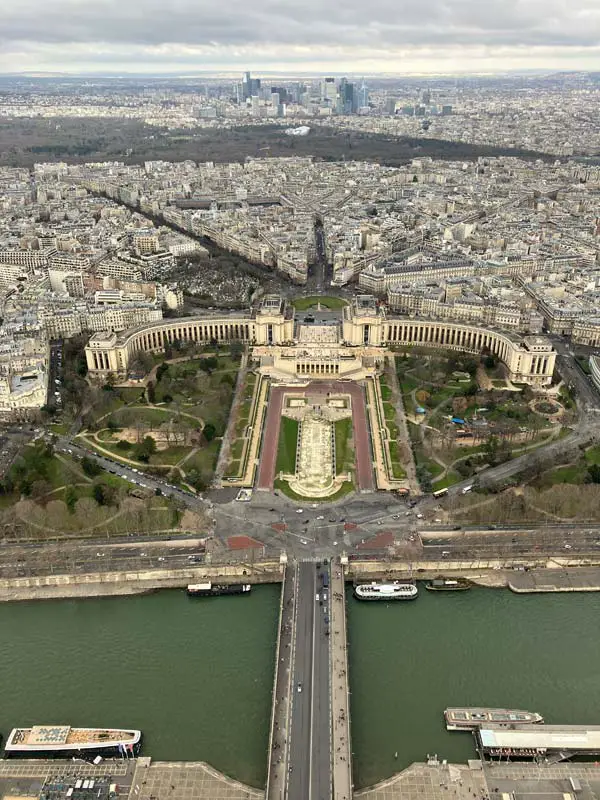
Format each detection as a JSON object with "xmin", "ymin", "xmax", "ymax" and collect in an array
[
  {"xmin": 356, "ymin": 762, "xmax": 488, "ymax": 800},
  {"xmin": 131, "ymin": 761, "xmax": 262, "ymax": 800},
  {"xmin": 356, "ymin": 761, "xmax": 600, "ymax": 800}
]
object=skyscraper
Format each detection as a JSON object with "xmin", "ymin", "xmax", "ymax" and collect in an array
[
  {"xmin": 339, "ymin": 78, "xmax": 356, "ymax": 114},
  {"xmin": 321, "ymin": 77, "xmax": 337, "ymax": 106},
  {"xmin": 357, "ymin": 81, "xmax": 370, "ymax": 109},
  {"xmin": 242, "ymin": 71, "xmax": 261, "ymax": 102}
]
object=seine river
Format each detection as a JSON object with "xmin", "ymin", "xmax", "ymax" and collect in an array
[
  {"xmin": 1, "ymin": 585, "xmax": 600, "ymax": 791},
  {"xmin": 348, "ymin": 585, "xmax": 600, "ymax": 789},
  {"xmin": 0, "ymin": 587, "xmax": 280, "ymax": 788}
]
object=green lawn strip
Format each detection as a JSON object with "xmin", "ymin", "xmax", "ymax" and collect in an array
[
  {"xmin": 230, "ymin": 439, "xmax": 244, "ymax": 461},
  {"xmin": 182, "ymin": 440, "xmax": 221, "ymax": 474},
  {"xmin": 274, "ymin": 478, "xmax": 354, "ymax": 502},
  {"xmin": 149, "ymin": 446, "xmax": 193, "ymax": 466},
  {"xmin": 543, "ymin": 464, "xmax": 585, "ymax": 485},
  {"xmin": 292, "ymin": 296, "xmax": 348, "ymax": 311},
  {"xmin": 388, "ymin": 440, "xmax": 406, "ymax": 479},
  {"xmin": 49, "ymin": 422, "xmax": 70, "ymax": 435},
  {"xmin": 585, "ymin": 445, "xmax": 600, "ymax": 465},
  {"xmin": 334, "ymin": 418, "xmax": 353, "ymax": 475},
  {"xmin": 275, "ymin": 417, "xmax": 299, "ymax": 475},
  {"xmin": 110, "ymin": 406, "xmax": 199, "ymax": 429},
  {"xmin": 224, "ymin": 459, "xmax": 241, "ymax": 477},
  {"xmin": 576, "ymin": 357, "xmax": 591, "ymax": 375},
  {"xmin": 431, "ymin": 470, "xmax": 461, "ymax": 489}
]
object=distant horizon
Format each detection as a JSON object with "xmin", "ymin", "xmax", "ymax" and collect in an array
[{"xmin": 0, "ymin": 67, "xmax": 590, "ymax": 80}]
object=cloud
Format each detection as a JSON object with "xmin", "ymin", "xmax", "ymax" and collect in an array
[{"xmin": 0, "ymin": 0, "xmax": 599, "ymax": 72}]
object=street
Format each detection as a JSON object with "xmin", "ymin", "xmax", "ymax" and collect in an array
[{"xmin": 287, "ymin": 561, "xmax": 331, "ymax": 800}]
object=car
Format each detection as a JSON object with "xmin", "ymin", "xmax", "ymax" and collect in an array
[
  {"xmin": 296, "ymin": 509, "xmax": 303, "ymax": 514},
  {"xmin": 316, "ymin": 515, "xmax": 324, "ymax": 520},
  {"xmin": 416, "ymin": 513, "xmax": 424, "ymax": 519},
  {"xmin": 300, "ymin": 539, "xmax": 308, "ymax": 545},
  {"xmin": 564, "ymin": 544, "xmax": 572, "ymax": 549},
  {"xmin": 297, "ymin": 683, "xmax": 302, "ymax": 693},
  {"xmin": 333, "ymin": 541, "xmax": 337, "ymax": 546}
]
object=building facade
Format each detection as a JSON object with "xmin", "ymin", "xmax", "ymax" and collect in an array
[{"xmin": 85, "ymin": 294, "xmax": 556, "ymax": 386}]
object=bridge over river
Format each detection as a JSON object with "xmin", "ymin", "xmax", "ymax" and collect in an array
[{"xmin": 266, "ymin": 560, "xmax": 353, "ymax": 800}]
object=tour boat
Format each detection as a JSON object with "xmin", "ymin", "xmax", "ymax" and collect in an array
[
  {"xmin": 444, "ymin": 708, "xmax": 544, "ymax": 731},
  {"xmin": 353, "ymin": 581, "xmax": 418, "ymax": 600},
  {"xmin": 4, "ymin": 725, "xmax": 142, "ymax": 757}
]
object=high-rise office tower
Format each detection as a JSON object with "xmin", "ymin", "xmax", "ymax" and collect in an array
[
  {"xmin": 242, "ymin": 71, "xmax": 261, "ymax": 102},
  {"xmin": 321, "ymin": 77, "xmax": 337, "ymax": 105},
  {"xmin": 357, "ymin": 81, "xmax": 369, "ymax": 109},
  {"xmin": 339, "ymin": 77, "xmax": 356, "ymax": 114},
  {"xmin": 242, "ymin": 71, "xmax": 252, "ymax": 101}
]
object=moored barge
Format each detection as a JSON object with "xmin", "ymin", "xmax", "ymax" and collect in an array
[{"xmin": 187, "ymin": 582, "xmax": 251, "ymax": 597}]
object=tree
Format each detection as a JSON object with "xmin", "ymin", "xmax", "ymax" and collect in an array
[
  {"xmin": 81, "ymin": 455, "xmax": 102, "ymax": 477},
  {"xmin": 587, "ymin": 464, "xmax": 600, "ymax": 484},
  {"xmin": 134, "ymin": 436, "xmax": 157, "ymax": 463},
  {"xmin": 202, "ymin": 422, "xmax": 217, "ymax": 442},
  {"xmin": 65, "ymin": 485, "xmax": 78, "ymax": 513},
  {"xmin": 92, "ymin": 482, "xmax": 116, "ymax": 506},
  {"xmin": 156, "ymin": 362, "xmax": 169, "ymax": 383},
  {"xmin": 230, "ymin": 341, "xmax": 243, "ymax": 362},
  {"xmin": 147, "ymin": 380, "xmax": 156, "ymax": 404}
]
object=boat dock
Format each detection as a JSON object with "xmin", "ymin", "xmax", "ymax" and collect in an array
[{"xmin": 477, "ymin": 725, "xmax": 600, "ymax": 760}]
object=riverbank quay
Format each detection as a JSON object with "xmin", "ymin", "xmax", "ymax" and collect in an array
[
  {"xmin": 0, "ymin": 561, "xmax": 283, "ymax": 602},
  {"xmin": 3, "ymin": 557, "xmax": 600, "ymax": 601},
  {"xmin": 508, "ymin": 567, "xmax": 600, "ymax": 592},
  {"xmin": 0, "ymin": 757, "xmax": 136, "ymax": 799},
  {"xmin": 346, "ymin": 559, "xmax": 600, "ymax": 593},
  {"xmin": 356, "ymin": 761, "xmax": 600, "ymax": 800},
  {"xmin": 0, "ymin": 757, "xmax": 261, "ymax": 800}
]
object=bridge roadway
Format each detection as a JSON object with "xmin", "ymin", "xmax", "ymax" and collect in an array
[{"xmin": 267, "ymin": 559, "xmax": 352, "ymax": 800}]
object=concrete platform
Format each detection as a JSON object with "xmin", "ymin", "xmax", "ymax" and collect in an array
[
  {"xmin": 508, "ymin": 568, "xmax": 600, "ymax": 593},
  {"xmin": 131, "ymin": 761, "xmax": 262, "ymax": 800},
  {"xmin": 357, "ymin": 761, "xmax": 600, "ymax": 800},
  {"xmin": 356, "ymin": 761, "xmax": 487, "ymax": 800}
]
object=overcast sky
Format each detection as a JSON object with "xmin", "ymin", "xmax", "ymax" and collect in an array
[{"xmin": 0, "ymin": 0, "xmax": 599, "ymax": 74}]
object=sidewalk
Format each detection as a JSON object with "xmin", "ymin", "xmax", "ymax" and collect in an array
[{"xmin": 330, "ymin": 564, "xmax": 353, "ymax": 799}]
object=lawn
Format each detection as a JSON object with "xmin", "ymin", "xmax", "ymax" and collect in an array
[
  {"xmin": 388, "ymin": 440, "xmax": 406, "ymax": 480},
  {"xmin": 275, "ymin": 417, "xmax": 299, "ymax": 475},
  {"xmin": 274, "ymin": 478, "xmax": 354, "ymax": 502},
  {"xmin": 292, "ymin": 296, "xmax": 348, "ymax": 311},
  {"xmin": 431, "ymin": 470, "xmax": 461, "ymax": 490},
  {"xmin": 334, "ymin": 418, "xmax": 354, "ymax": 475}
]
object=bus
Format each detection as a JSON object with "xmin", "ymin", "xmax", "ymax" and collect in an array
[
  {"xmin": 322, "ymin": 572, "xmax": 329, "ymax": 589},
  {"xmin": 432, "ymin": 488, "xmax": 449, "ymax": 498}
]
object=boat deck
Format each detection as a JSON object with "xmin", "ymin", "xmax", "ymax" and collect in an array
[{"xmin": 11, "ymin": 726, "xmax": 138, "ymax": 748}]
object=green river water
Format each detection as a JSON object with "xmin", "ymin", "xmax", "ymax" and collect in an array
[
  {"xmin": 348, "ymin": 585, "xmax": 600, "ymax": 789},
  {"xmin": 1, "ymin": 585, "xmax": 599, "ymax": 791},
  {"xmin": 0, "ymin": 588, "xmax": 280, "ymax": 788}
]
